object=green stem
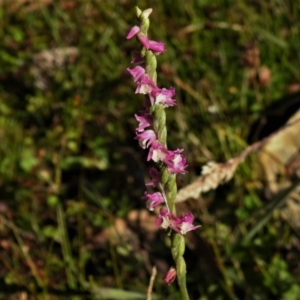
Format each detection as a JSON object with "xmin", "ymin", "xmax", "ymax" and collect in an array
[
  {"xmin": 54, "ymin": 152, "xmax": 79, "ymax": 300},
  {"xmin": 171, "ymin": 233, "xmax": 190, "ymax": 300}
]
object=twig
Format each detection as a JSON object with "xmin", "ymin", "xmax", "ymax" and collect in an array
[
  {"xmin": 176, "ymin": 116, "xmax": 300, "ymax": 202},
  {"xmin": 147, "ymin": 266, "xmax": 157, "ymax": 300}
]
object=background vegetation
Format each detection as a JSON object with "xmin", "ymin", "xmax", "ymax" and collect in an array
[{"xmin": 0, "ymin": 0, "xmax": 300, "ymax": 299}]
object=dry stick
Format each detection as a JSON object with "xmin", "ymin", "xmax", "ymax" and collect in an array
[
  {"xmin": 176, "ymin": 116, "xmax": 300, "ymax": 203},
  {"xmin": 147, "ymin": 266, "xmax": 157, "ymax": 300}
]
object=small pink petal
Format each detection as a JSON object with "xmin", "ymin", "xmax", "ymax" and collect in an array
[
  {"xmin": 163, "ymin": 267, "xmax": 177, "ymax": 285},
  {"xmin": 148, "ymin": 40, "xmax": 166, "ymax": 53},
  {"xmin": 127, "ymin": 66, "xmax": 146, "ymax": 82},
  {"xmin": 126, "ymin": 26, "xmax": 140, "ymax": 39}
]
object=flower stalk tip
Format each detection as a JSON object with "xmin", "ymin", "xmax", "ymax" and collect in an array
[{"xmin": 141, "ymin": 8, "xmax": 153, "ymax": 19}]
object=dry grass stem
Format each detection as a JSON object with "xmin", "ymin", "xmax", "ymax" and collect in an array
[
  {"xmin": 176, "ymin": 116, "xmax": 300, "ymax": 203},
  {"xmin": 147, "ymin": 266, "xmax": 157, "ymax": 300}
]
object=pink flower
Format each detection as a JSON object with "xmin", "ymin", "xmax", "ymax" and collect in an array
[
  {"xmin": 135, "ymin": 110, "xmax": 153, "ymax": 132},
  {"xmin": 156, "ymin": 208, "xmax": 174, "ymax": 229},
  {"xmin": 176, "ymin": 212, "xmax": 201, "ymax": 235},
  {"xmin": 150, "ymin": 86, "xmax": 176, "ymax": 107},
  {"xmin": 148, "ymin": 40, "xmax": 166, "ymax": 54},
  {"xmin": 127, "ymin": 67, "xmax": 156, "ymax": 95},
  {"xmin": 145, "ymin": 167, "xmax": 160, "ymax": 187},
  {"xmin": 163, "ymin": 149, "xmax": 187, "ymax": 174},
  {"xmin": 163, "ymin": 267, "xmax": 177, "ymax": 285},
  {"xmin": 126, "ymin": 26, "xmax": 165, "ymax": 54},
  {"xmin": 138, "ymin": 36, "xmax": 165, "ymax": 54},
  {"xmin": 127, "ymin": 66, "xmax": 146, "ymax": 82},
  {"xmin": 135, "ymin": 74, "xmax": 156, "ymax": 94},
  {"xmin": 142, "ymin": 192, "xmax": 164, "ymax": 210},
  {"xmin": 135, "ymin": 129, "xmax": 156, "ymax": 149},
  {"xmin": 147, "ymin": 140, "xmax": 169, "ymax": 162},
  {"xmin": 145, "ymin": 40, "xmax": 166, "ymax": 55},
  {"xmin": 157, "ymin": 208, "xmax": 200, "ymax": 234}
]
